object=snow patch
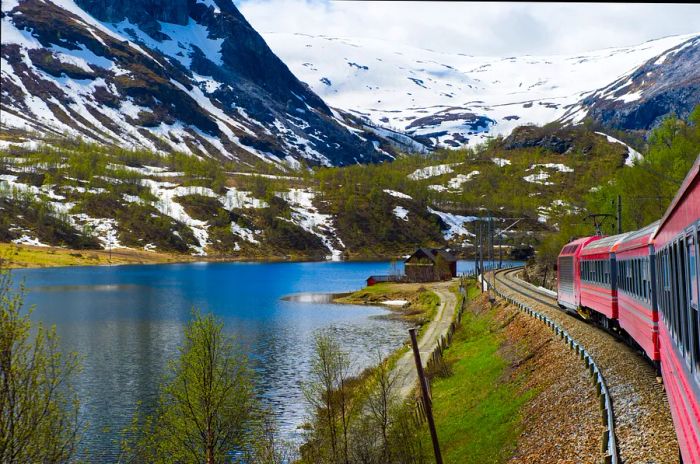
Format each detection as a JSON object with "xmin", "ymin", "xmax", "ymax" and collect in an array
[
  {"xmin": 393, "ymin": 206, "xmax": 409, "ymax": 221},
  {"xmin": 447, "ymin": 171, "xmax": 479, "ymax": 189},
  {"xmin": 595, "ymin": 132, "xmax": 643, "ymax": 166},
  {"xmin": 523, "ymin": 171, "xmax": 554, "ymax": 185},
  {"xmin": 528, "ymin": 163, "xmax": 574, "ymax": 173},
  {"xmin": 408, "ymin": 163, "xmax": 460, "ymax": 180},
  {"xmin": 428, "ymin": 207, "xmax": 476, "ymax": 239},
  {"xmin": 277, "ymin": 189, "xmax": 344, "ymax": 260},
  {"xmin": 383, "ymin": 189, "xmax": 412, "ymax": 200}
]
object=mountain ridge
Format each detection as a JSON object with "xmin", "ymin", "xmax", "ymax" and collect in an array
[
  {"xmin": 260, "ymin": 31, "xmax": 700, "ymax": 149},
  {"xmin": 1, "ymin": 0, "xmax": 392, "ymax": 167}
]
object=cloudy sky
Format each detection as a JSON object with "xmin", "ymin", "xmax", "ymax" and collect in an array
[{"xmin": 237, "ymin": 1, "xmax": 700, "ymax": 56}]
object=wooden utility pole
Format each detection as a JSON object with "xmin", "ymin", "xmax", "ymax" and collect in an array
[
  {"xmin": 478, "ymin": 223, "xmax": 484, "ymax": 292},
  {"xmin": 409, "ymin": 328, "xmax": 443, "ymax": 464},
  {"xmin": 617, "ymin": 195, "xmax": 622, "ymax": 234}
]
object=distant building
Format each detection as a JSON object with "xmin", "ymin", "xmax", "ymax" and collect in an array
[
  {"xmin": 404, "ymin": 248, "xmax": 457, "ymax": 282},
  {"xmin": 366, "ymin": 275, "xmax": 403, "ymax": 287}
]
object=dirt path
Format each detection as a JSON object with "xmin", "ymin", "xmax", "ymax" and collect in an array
[{"xmin": 394, "ymin": 280, "xmax": 458, "ymax": 398}]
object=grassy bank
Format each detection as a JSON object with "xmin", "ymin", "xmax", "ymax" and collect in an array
[
  {"xmin": 0, "ymin": 243, "xmax": 194, "ymax": 268},
  {"xmin": 0, "ymin": 243, "xmax": 408, "ymax": 270},
  {"xmin": 422, "ymin": 286, "xmax": 532, "ymax": 463},
  {"xmin": 335, "ymin": 282, "xmax": 441, "ymax": 329}
]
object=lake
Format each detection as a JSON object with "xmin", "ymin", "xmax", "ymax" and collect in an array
[{"xmin": 11, "ymin": 259, "xmax": 510, "ymax": 459}]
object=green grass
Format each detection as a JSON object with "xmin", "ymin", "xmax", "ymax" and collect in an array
[
  {"xmin": 0, "ymin": 243, "xmax": 188, "ymax": 268},
  {"xmin": 425, "ymin": 286, "xmax": 531, "ymax": 463},
  {"xmin": 337, "ymin": 282, "xmax": 440, "ymax": 329}
]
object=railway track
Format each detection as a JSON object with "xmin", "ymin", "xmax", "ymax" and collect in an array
[{"xmin": 491, "ymin": 267, "xmax": 679, "ymax": 464}]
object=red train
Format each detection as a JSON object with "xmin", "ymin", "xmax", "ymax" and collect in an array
[{"xmin": 557, "ymin": 155, "xmax": 700, "ymax": 463}]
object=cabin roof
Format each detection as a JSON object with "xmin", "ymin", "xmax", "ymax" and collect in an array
[{"xmin": 406, "ymin": 248, "xmax": 457, "ymax": 263}]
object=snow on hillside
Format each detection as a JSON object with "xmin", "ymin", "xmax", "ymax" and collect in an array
[
  {"xmin": 262, "ymin": 32, "xmax": 699, "ymax": 149},
  {"xmin": 408, "ymin": 163, "xmax": 461, "ymax": 180},
  {"xmin": 594, "ymin": 132, "xmax": 643, "ymax": 166},
  {"xmin": 0, "ymin": 0, "xmax": 388, "ymax": 167},
  {"xmin": 383, "ymin": 189, "xmax": 412, "ymax": 200},
  {"xmin": 427, "ymin": 207, "xmax": 476, "ymax": 240},
  {"xmin": 276, "ymin": 188, "xmax": 345, "ymax": 260},
  {"xmin": 393, "ymin": 206, "xmax": 409, "ymax": 221}
]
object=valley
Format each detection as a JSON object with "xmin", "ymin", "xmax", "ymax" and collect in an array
[
  {"xmin": 1, "ymin": 0, "xmax": 700, "ymax": 463},
  {"xmin": 1, "ymin": 125, "xmax": 636, "ymax": 263},
  {"xmin": 2, "ymin": 0, "xmax": 698, "ymax": 266}
]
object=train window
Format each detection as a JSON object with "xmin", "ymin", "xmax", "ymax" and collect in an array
[
  {"xmin": 688, "ymin": 235, "xmax": 698, "ymax": 309},
  {"xmin": 636, "ymin": 259, "xmax": 641, "ymax": 299},
  {"xmin": 639, "ymin": 258, "xmax": 647, "ymax": 303},
  {"xmin": 620, "ymin": 261, "xmax": 624, "ymax": 292},
  {"xmin": 601, "ymin": 260, "xmax": 604, "ymax": 285},
  {"xmin": 644, "ymin": 258, "xmax": 650, "ymax": 303},
  {"xmin": 670, "ymin": 244, "xmax": 680, "ymax": 344},
  {"xmin": 600, "ymin": 261, "xmax": 607, "ymax": 285},
  {"xmin": 628, "ymin": 260, "xmax": 633, "ymax": 294},
  {"xmin": 678, "ymin": 239, "xmax": 690, "ymax": 358}
]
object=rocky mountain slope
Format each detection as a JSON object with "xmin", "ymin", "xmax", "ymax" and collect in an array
[
  {"xmin": 0, "ymin": 0, "xmax": 391, "ymax": 167},
  {"xmin": 261, "ymin": 32, "xmax": 699, "ymax": 149},
  {"xmin": 561, "ymin": 35, "xmax": 700, "ymax": 132}
]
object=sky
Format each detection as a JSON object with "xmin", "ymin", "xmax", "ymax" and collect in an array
[{"xmin": 237, "ymin": 1, "xmax": 700, "ymax": 56}]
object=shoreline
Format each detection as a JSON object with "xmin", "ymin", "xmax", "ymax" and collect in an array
[
  {"xmin": 0, "ymin": 242, "xmax": 395, "ymax": 270},
  {"xmin": 1, "ymin": 242, "xmax": 521, "ymax": 271}
]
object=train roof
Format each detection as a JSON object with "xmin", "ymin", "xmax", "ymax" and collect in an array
[
  {"xmin": 616, "ymin": 221, "xmax": 660, "ymax": 253},
  {"xmin": 652, "ymin": 154, "xmax": 700, "ymax": 242},
  {"xmin": 558, "ymin": 236, "xmax": 600, "ymax": 257},
  {"xmin": 581, "ymin": 232, "xmax": 631, "ymax": 256}
]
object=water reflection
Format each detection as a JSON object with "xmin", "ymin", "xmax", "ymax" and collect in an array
[{"xmin": 12, "ymin": 259, "xmax": 516, "ymax": 458}]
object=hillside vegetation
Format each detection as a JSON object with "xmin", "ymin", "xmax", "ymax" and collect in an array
[
  {"xmin": 0, "ymin": 119, "xmax": 662, "ymax": 261},
  {"xmin": 535, "ymin": 106, "xmax": 700, "ymax": 271}
]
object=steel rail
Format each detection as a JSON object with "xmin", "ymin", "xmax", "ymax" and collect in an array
[{"xmin": 487, "ymin": 267, "xmax": 620, "ymax": 464}]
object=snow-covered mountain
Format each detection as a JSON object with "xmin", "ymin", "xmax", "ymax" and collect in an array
[
  {"xmin": 562, "ymin": 35, "xmax": 700, "ymax": 131},
  {"xmin": 261, "ymin": 32, "xmax": 700, "ymax": 149},
  {"xmin": 1, "ymin": 0, "xmax": 392, "ymax": 167}
]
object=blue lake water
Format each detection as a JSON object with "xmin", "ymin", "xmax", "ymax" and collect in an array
[{"xmin": 11, "ymin": 259, "xmax": 511, "ymax": 458}]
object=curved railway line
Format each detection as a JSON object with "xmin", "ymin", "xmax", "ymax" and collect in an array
[{"xmin": 491, "ymin": 267, "xmax": 679, "ymax": 464}]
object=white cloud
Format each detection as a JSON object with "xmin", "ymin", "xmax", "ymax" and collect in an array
[{"xmin": 237, "ymin": 0, "xmax": 700, "ymax": 56}]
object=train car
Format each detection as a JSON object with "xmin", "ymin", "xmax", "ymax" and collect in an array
[
  {"xmin": 557, "ymin": 236, "xmax": 601, "ymax": 313},
  {"xmin": 616, "ymin": 221, "xmax": 660, "ymax": 363},
  {"xmin": 579, "ymin": 233, "xmax": 630, "ymax": 325},
  {"xmin": 652, "ymin": 155, "xmax": 700, "ymax": 464}
]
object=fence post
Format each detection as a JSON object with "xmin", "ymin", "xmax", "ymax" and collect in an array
[{"xmin": 409, "ymin": 328, "xmax": 443, "ymax": 464}]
